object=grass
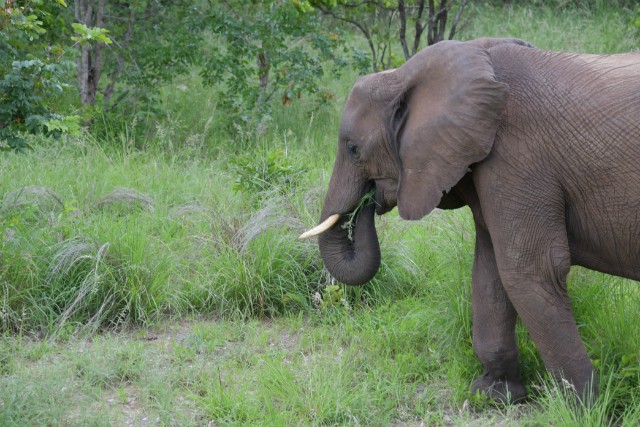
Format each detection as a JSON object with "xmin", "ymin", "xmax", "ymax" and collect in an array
[
  {"xmin": 1, "ymin": 1, "xmax": 640, "ymax": 425},
  {"xmin": 0, "ymin": 312, "xmax": 524, "ymax": 425},
  {"xmin": 2, "ymin": 297, "xmax": 637, "ymax": 425},
  {"xmin": 0, "ymin": 122, "xmax": 432, "ymax": 333},
  {"xmin": 465, "ymin": 2, "xmax": 639, "ymax": 53}
]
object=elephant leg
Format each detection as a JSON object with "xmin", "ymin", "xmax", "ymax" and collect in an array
[
  {"xmin": 470, "ymin": 224, "xmax": 526, "ymax": 403},
  {"xmin": 493, "ymin": 227, "xmax": 598, "ymax": 403}
]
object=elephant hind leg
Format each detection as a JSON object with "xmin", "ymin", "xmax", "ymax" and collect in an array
[{"xmin": 493, "ymin": 226, "xmax": 598, "ymax": 403}]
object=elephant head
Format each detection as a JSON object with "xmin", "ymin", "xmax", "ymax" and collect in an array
[{"xmin": 301, "ymin": 39, "xmax": 525, "ymax": 285}]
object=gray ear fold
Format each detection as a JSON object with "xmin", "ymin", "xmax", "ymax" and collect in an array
[{"xmin": 395, "ymin": 41, "xmax": 509, "ymax": 220}]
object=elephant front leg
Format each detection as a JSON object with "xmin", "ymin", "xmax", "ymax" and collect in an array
[{"xmin": 470, "ymin": 225, "xmax": 527, "ymax": 403}]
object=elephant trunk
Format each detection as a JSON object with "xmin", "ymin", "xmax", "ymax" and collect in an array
[{"xmin": 318, "ymin": 200, "xmax": 381, "ymax": 285}]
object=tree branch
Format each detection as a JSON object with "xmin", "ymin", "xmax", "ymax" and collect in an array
[
  {"xmin": 412, "ymin": 0, "xmax": 426, "ymax": 53},
  {"xmin": 448, "ymin": 0, "xmax": 469, "ymax": 40},
  {"xmin": 312, "ymin": 2, "xmax": 378, "ymax": 71},
  {"xmin": 398, "ymin": 0, "xmax": 410, "ymax": 60}
]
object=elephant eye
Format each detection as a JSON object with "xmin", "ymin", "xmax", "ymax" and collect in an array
[{"xmin": 346, "ymin": 141, "xmax": 360, "ymax": 160}]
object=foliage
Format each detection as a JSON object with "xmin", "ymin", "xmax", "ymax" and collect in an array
[
  {"xmin": 307, "ymin": 0, "xmax": 470, "ymax": 71},
  {"xmin": 633, "ymin": 8, "xmax": 640, "ymax": 36},
  {"xmin": 341, "ymin": 189, "xmax": 376, "ymax": 241},
  {"xmin": 228, "ymin": 148, "xmax": 306, "ymax": 198},
  {"xmin": 73, "ymin": 0, "xmax": 206, "ymax": 132},
  {"xmin": 0, "ymin": 0, "xmax": 79, "ymax": 151},
  {"xmin": 313, "ymin": 284, "xmax": 349, "ymax": 309},
  {"xmin": 201, "ymin": 0, "xmax": 348, "ymax": 127},
  {"xmin": 70, "ymin": 22, "xmax": 112, "ymax": 46}
]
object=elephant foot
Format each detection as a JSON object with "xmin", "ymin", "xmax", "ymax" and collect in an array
[{"xmin": 471, "ymin": 373, "xmax": 527, "ymax": 404}]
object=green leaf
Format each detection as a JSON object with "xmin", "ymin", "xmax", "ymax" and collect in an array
[
  {"xmin": 42, "ymin": 116, "xmax": 81, "ymax": 135},
  {"xmin": 71, "ymin": 23, "xmax": 112, "ymax": 45}
]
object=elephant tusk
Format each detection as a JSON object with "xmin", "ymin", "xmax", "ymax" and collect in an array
[{"xmin": 299, "ymin": 214, "xmax": 341, "ymax": 239}]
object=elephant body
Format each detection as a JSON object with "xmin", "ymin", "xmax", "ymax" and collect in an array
[
  {"xmin": 489, "ymin": 47, "xmax": 640, "ymax": 280},
  {"xmin": 302, "ymin": 38, "xmax": 640, "ymax": 402},
  {"xmin": 467, "ymin": 46, "xmax": 640, "ymax": 400}
]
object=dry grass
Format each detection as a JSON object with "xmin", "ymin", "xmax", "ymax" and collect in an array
[
  {"xmin": 2, "ymin": 186, "xmax": 64, "ymax": 213},
  {"xmin": 95, "ymin": 187, "xmax": 156, "ymax": 212}
]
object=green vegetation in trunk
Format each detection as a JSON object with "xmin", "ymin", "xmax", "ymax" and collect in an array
[{"xmin": 340, "ymin": 188, "xmax": 376, "ymax": 241}]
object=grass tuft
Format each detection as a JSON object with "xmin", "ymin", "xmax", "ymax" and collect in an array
[
  {"xmin": 95, "ymin": 187, "xmax": 156, "ymax": 212},
  {"xmin": 2, "ymin": 186, "xmax": 64, "ymax": 215}
]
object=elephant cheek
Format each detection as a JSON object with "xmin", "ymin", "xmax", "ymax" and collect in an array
[{"xmin": 374, "ymin": 181, "xmax": 398, "ymax": 215}]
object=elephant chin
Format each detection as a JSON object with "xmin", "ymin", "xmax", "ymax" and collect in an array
[{"xmin": 318, "ymin": 201, "xmax": 381, "ymax": 285}]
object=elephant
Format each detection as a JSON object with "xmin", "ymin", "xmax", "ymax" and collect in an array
[{"xmin": 300, "ymin": 37, "xmax": 640, "ymax": 403}]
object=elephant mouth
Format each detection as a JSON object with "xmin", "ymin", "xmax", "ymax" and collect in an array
[
  {"xmin": 300, "ymin": 184, "xmax": 381, "ymax": 240},
  {"xmin": 373, "ymin": 182, "xmax": 396, "ymax": 215},
  {"xmin": 303, "ymin": 182, "xmax": 382, "ymax": 285}
]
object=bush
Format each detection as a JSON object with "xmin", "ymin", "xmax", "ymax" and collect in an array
[
  {"xmin": 228, "ymin": 148, "xmax": 306, "ymax": 198},
  {"xmin": 0, "ymin": 1, "xmax": 79, "ymax": 151},
  {"xmin": 201, "ymin": 0, "xmax": 348, "ymax": 128}
]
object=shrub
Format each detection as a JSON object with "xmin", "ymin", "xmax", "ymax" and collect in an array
[
  {"xmin": 228, "ymin": 148, "xmax": 306, "ymax": 199},
  {"xmin": 0, "ymin": 1, "xmax": 80, "ymax": 151}
]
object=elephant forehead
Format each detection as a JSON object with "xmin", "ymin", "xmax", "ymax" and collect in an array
[
  {"xmin": 364, "ymin": 127, "xmax": 386, "ymax": 143},
  {"xmin": 340, "ymin": 104, "xmax": 385, "ymax": 135}
]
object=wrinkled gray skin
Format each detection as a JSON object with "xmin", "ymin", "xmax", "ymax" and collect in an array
[{"xmin": 316, "ymin": 37, "xmax": 640, "ymax": 403}]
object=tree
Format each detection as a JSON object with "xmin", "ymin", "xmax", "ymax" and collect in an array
[
  {"xmin": 309, "ymin": 0, "xmax": 469, "ymax": 71},
  {"xmin": 201, "ymin": 0, "xmax": 347, "ymax": 124},
  {"xmin": 73, "ymin": 0, "xmax": 107, "ymax": 109},
  {"xmin": 0, "ymin": 0, "xmax": 207, "ymax": 144},
  {"xmin": 72, "ymin": 0, "xmax": 205, "ymax": 126},
  {"xmin": 0, "ymin": 0, "xmax": 80, "ymax": 150}
]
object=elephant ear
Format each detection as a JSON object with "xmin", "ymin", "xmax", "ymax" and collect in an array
[{"xmin": 394, "ymin": 40, "xmax": 509, "ymax": 220}]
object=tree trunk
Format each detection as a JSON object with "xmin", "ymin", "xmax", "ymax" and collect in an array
[
  {"xmin": 412, "ymin": 0, "xmax": 426, "ymax": 55},
  {"xmin": 428, "ymin": 0, "xmax": 448, "ymax": 46},
  {"xmin": 74, "ymin": 0, "xmax": 106, "ymax": 115},
  {"xmin": 257, "ymin": 50, "xmax": 270, "ymax": 92},
  {"xmin": 398, "ymin": 0, "xmax": 410, "ymax": 61}
]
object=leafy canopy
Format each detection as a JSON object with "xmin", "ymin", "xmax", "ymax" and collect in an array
[{"xmin": 0, "ymin": 0, "xmax": 80, "ymax": 151}]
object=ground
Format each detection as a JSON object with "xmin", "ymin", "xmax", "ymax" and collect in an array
[{"xmin": 1, "ymin": 312, "xmax": 539, "ymax": 426}]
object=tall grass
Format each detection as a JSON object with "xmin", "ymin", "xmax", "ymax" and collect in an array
[
  {"xmin": 465, "ymin": 1, "xmax": 638, "ymax": 53},
  {"xmin": 0, "ymin": 125, "xmax": 435, "ymax": 334}
]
